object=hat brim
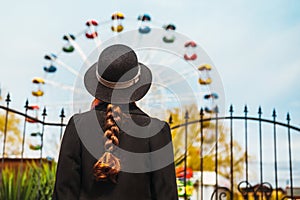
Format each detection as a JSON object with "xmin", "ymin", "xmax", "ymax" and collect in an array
[{"xmin": 84, "ymin": 62, "xmax": 152, "ymax": 104}]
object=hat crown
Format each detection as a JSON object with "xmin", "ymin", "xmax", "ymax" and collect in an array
[{"xmin": 97, "ymin": 44, "xmax": 139, "ymax": 83}]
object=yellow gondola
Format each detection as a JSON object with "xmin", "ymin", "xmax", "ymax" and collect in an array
[
  {"xmin": 32, "ymin": 77, "xmax": 45, "ymax": 84},
  {"xmin": 111, "ymin": 12, "xmax": 125, "ymax": 33},
  {"xmin": 198, "ymin": 78, "xmax": 212, "ymax": 85},
  {"xmin": 111, "ymin": 12, "xmax": 124, "ymax": 20},
  {"xmin": 198, "ymin": 64, "xmax": 212, "ymax": 71},
  {"xmin": 32, "ymin": 90, "xmax": 44, "ymax": 97},
  {"xmin": 111, "ymin": 25, "xmax": 124, "ymax": 32}
]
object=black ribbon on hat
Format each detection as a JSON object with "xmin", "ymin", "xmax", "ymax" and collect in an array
[{"xmin": 96, "ymin": 66, "xmax": 141, "ymax": 89}]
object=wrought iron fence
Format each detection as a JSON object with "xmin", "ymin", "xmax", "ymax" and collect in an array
[
  {"xmin": 170, "ymin": 105, "xmax": 300, "ymax": 200},
  {"xmin": 0, "ymin": 93, "xmax": 66, "ymax": 166},
  {"xmin": 1, "ymin": 93, "xmax": 300, "ymax": 200}
]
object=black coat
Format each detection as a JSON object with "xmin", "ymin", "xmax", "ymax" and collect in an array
[{"xmin": 52, "ymin": 102, "xmax": 178, "ymax": 200}]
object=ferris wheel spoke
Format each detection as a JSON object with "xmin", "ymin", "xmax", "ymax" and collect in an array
[
  {"xmin": 145, "ymin": 94, "xmax": 200, "ymax": 102},
  {"xmin": 157, "ymin": 70, "xmax": 198, "ymax": 88},
  {"xmin": 65, "ymin": 34, "xmax": 92, "ymax": 67},
  {"xmin": 44, "ymin": 79, "xmax": 85, "ymax": 94},
  {"xmin": 43, "ymin": 100, "xmax": 90, "ymax": 108},
  {"xmin": 93, "ymin": 37, "xmax": 102, "ymax": 48},
  {"xmin": 54, "ymin": 59, "xmax": 81, "ymax": 78}
]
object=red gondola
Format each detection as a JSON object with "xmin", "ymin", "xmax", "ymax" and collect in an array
[
  {"xmin": 85, "ymin": 19, "xmax": 98, "ymax": 39},
  {"xmin": 184, "ymin": 54, "xmax": 197, "ymax": 61},
  {"xmin": 85, "ymin": 32, "xmax": 98, "ymax": 39},
  {"xmin": 184, "ymin": 41, "xmax": 197, "ymax": 47},
  {"xmin": 176, "ymin": 167, "xmax": 193, "ymax": 179},
  {"xmin": 86, "ymin": 19, "xmax": 98, "ymax": 26},
  {"xmin": 25, "ymin": 117, "xmax": 39, "ymax": 123},
  {"xmin": 27, "ymin": 105, "xmax": 40, "ymax": 110}
]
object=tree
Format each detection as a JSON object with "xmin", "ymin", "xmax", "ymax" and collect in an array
[
  {"xmin": 168, "ymin": 104, "xmax": 247, "ymax": 183},
  {"xmin": 0, "ymin": 111, "xmax": 22, "ymax": 156}
]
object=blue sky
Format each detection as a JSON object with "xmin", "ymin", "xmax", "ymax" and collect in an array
[
  {"xmin": 1, "ymin": 0, "xmax": 300, "ymax": 125},
  {"xmin": 0, "ymin": 0, "xmax": 300, "ymax": 188}
]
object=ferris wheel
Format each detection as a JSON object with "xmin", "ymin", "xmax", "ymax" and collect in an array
[
  {"xmin": 27, "ymin": 12, "xmax": 225, "ymax": 163},
  {"xmin": 30, "ymin": 12, "xmax": 223, "ymax": 119}
]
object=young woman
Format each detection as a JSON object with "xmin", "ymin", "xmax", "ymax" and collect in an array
[{"xmin": 52, "ymin": 44, "xmax": 178, "ymax": 200}]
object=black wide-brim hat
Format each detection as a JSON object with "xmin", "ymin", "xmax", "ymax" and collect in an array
[{"xmin": 84, "ymin": 44, "xmax": 152, "ymax": 104}]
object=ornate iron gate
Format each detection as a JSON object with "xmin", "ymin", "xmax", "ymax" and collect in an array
[{"xmin": 170, "ymin": 105, "xmax": 300, "ymax": 200}]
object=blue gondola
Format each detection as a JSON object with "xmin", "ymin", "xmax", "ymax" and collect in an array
[{"xmin": 43, "ymin": 65, "xmax": 57, "ymax": 73}]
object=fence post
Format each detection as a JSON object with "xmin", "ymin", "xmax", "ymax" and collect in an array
[
  {"xmin": 200, "ymin": 108, "xmax": 204, "ymax": 200},
  {"xmin": 184, "ymin": 110, "xmax": 189, "ymax": 200},
  {"xmin": 214, "ymin": 106, "xmax": 219, "ymax": 200},
  {"xmin": 244, "ymin": 105, "xmax": 249, "ymax": 185},
  {"xmin": 36, "ymin": 107, "xmax": 47, "ymax": 200},
  {"xmin": 242, "ymin": 105, "xmax": 251, "ymax": 200},
  {"xmin": 286, "ymin": 113, "xmax": 294, "ymax": 199},
  {"xmin": 272, "ymin": 109, "xmax": 279, "ymax": 200},
  {"xmin": 21, "ymin": 99, "xmax": 29, "ymax": 162},
  {"xmin": 59, "ymin": 108, "xmax": 65, "ymax": 140},
  {"xmin": 258, "ymin": 106, "xmax": 263, "ymax": 186},
  {"xmin": 1, "ymin": 93, "xmax": 11, "ymax": 165},
  {"xmin": 40, "ymin": 107, "xmax": 47, "ymax": 165},
  {"xmin": 257, "ymin": 106, "xmax": 264, "ymax": 200},
  {"xmin": 229, "ymin": 105, "xmax": 234, "ymax": 200}
]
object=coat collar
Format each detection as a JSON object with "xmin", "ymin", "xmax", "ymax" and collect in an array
[{"xmin": 94, "ymin": 101, "xmax": 148, "ymax": 116}]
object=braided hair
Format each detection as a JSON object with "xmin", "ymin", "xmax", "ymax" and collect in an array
[{"xmin": 93, "ymin": 102, "xmax": 122, "ymax": 183}]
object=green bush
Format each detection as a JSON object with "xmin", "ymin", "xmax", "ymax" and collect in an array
[{"xmin": 0, "ymin": 161, "xmax": 57, "ymax": 200}]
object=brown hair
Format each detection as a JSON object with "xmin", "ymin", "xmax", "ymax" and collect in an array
[{"xmin": 93, "ymin": 103, "xmax": 122, "ymax": 183}]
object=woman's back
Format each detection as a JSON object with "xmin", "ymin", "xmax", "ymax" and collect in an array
[{"xmin": 53, "ymin": 102, "xmax": 178, "ymax": 200}]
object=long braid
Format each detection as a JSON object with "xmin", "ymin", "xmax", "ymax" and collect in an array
[{"xmin": 93, "ymin": 103, "xmax": 122, "ymax": 183}]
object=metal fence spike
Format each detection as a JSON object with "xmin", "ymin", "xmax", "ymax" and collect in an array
[
  {"xmin": 168, "ymin": 114, "xmax": 173, "ymax": 124},
  {"xmin": 287, "ymin": 113, "xmax": 291, "ymax": 122},
  {"xmin": 258, "ymin": 106, "xmax": 262, "ymax": 115},
  {"xmin": 185, "ymin": 110, "xmax": 189, "ymax": 119},
  {"xmin": 25, "ymin": 99, "xmax": 29, "ymax": 109},
  {"xmin": 200, "ymin": 107, "xmax": 204, "ymax": 116},
  {"xmin": 5, "ymin": 93, "xmax": 11, "ymax": 103},
  {"xmin": 215, "ymin": 105, "xmax": 219, "ymax": 114},
  {"xmin": 42, "ymin": 107, "xmax": 47, "ymax": 116},
  {"xmin": 244, "ymin": 105, "xmax": 248, "ymax": 114},
  {"xmin": 60, "ymin": 108, "xmax": 65, "ymax": 118},
  {"xmin": 272, "ymin": 109, "xmax": 277, "ymax": 118},
  {"xmin": 229, "ymin": 105, "xmax": 234, "ymax": 113}
]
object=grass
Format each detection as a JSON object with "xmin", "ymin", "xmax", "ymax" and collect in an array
[{"xmin": 0, "ymin": 161, "xmax": 56, "ymax": 200}]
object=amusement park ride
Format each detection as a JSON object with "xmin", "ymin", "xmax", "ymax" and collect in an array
[
  {"xmin": 26, "ymin": 12, "xmax": 224, "ymax": 199},
  {"xmin": 29, "ymin": 12, "xmax": 223, "ymax": 116}
]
